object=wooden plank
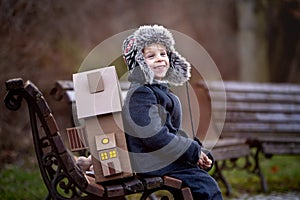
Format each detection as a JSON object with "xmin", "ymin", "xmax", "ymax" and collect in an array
[
  {"xmin": 256, "ymin": 136, "xmax": 300, "ymax": 143},
  {"xmin": 210, "ymin": 144, "xmax": 250, "ymax": 161},
  {"xmin": 163, "ymin": 176, "xmax": 182, "ymax": 189},
  {"xmin": 44, "ymin": 113, "xmax": 59, "ymax": 135},
  {"xmin": 69, "ymin": 168, "xmax": 88, "ymax": 189},
  {"xmin": 35, "ymin": 96, "xmax": 52, "ymax": 117},
  {"xmin": 221, "ymin": 122, "xmax": 300, "ymax": 133},
  {"xmin": 85, "ymin": 175, "xmax": 105, "ymax": 197},
  {"xmin": 210, "ymin": 91, "xmax": 300, "ymax": 104},
  {"xmin": 5, "ymin": 78, "xmax": 24, "ymax": 90},
  {"xmin": 213, "ymin": 102, "xmax": 300, "ymax": 113},
  {"xmin": 50, "ymin": 80, "xmax": 74, "ymax": 101},
  {"xmin": 60, "ymin": 152, "xmax": 77, "ymax": 172},
  {"xmin": 24, "ymin": 81, "xmax": 52, "ymax": 117},
  {"xmin": 143, "ymin": 177, "xmax": 163, "ymax": 190},
  {"xmin": 215, "ymin": 112, "xmax": 300, "ymax": 123},
  {"xmin": 52, "ymin": 134, "xmax": 67, "ymax": 154},
  {"xmin": 64, "ymin": 90, "xmax": 75, "ymax": 103},
  {"xmin": 123, "ymin": 178, "xmax": 144, "ymax": 193},
  {"xmin": 56, "ymin": 80, "xmax": 74, "ymax": 90},
  {"xmin": 206, "ymin": 81, "xmax": 300, "ymax": 94},
  {"xmin": 181, "ymin": 187, "xmax": 193, "ymax": 200},
  {"xmin": 203, "ymin": 138, "xmax": 247, "ymax": 149},
  {"xmin": 106, "ymin": 184, "xmax": 125, "ymax": 197},
  {"xmin": 24, "ymin": 81, "xmax": 43, "ymax": 98},
  {"xmin": 222, "ymin": 132, "xmax": 300, "ymax": 139},
  {"xmin": 262, "ymin": 142, "xmax": 300, "ymax": 155}
]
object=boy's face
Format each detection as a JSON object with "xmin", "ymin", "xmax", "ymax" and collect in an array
[{"xmin": 143, "ymin": 44, "xmax": 170, "ymax": 80}]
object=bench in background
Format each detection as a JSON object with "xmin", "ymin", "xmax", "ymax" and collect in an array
[{"xmin": 198, "ymin": 80, "xmax": 300, "ymax": 192}]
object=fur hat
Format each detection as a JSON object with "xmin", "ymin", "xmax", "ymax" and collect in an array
[{"xmin": 122, "ymin": 25, "xmax": 191, "ymax": 86}]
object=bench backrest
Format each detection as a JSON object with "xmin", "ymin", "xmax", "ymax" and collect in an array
[{"xmin": 199, "ymin": 81, "xmax": 300, "ymax": 140}]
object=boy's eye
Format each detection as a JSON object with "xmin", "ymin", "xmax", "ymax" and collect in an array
[{"xmin": 146, "ymin": 54, "xmax": 154, "ymax": 58}]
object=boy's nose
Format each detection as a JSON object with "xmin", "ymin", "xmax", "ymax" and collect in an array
[{"xmin": 155, "ymin": 55, "xmax": 164, "ymax": 62}]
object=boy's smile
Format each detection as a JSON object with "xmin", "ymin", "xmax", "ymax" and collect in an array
[{"xmin": 143, "ymin": 44, "xmax": 170, "ymax": 80}]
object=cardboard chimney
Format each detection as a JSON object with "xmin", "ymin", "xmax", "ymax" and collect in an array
[{"xmin": 73, "ymin": 66, "xmax": 132, "ymax": 183}]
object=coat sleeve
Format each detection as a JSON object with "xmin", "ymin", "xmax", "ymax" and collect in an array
[
  {"xmin": 194, "ymin": 136, "xmax": 215, "ymax": 171},
  {"xmin": 125, "ymin": 86, "xmax": 201, "ymax": 165}
]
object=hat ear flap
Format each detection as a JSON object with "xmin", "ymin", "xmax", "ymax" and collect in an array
[
  {"xmin": 135, "ymin": 49, "xmax": 155, "ymax": 84},
  {"xmin": 165, "ymin": 51, "xmax": 191, "ymax": 86},
  {"xmin": 122, "ymin": 35, "xmax": 138, "ymax": 70}
]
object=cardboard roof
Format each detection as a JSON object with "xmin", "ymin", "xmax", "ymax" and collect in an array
[{"xmin": 73, "ymin": 66, "xmax": 122, "ymax": 119}]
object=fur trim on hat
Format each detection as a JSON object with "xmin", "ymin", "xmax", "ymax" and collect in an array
[{"xmin": 122, "ymin": 25, "xmax": 191, "ymax": 86}]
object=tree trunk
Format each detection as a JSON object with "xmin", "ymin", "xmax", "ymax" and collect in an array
[{"xmin": 237, "ymin": 0, "xmax": 269, "ymax": 82}]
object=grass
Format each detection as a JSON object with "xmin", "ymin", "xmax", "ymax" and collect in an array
[
  {"xmin": 218, "ymin": 154, "xmax": 300, "ymax": 199},
  {"xmin": 0, "ymin": 163, "xmax": 47, "ymax": 200},
  {"xmin": 0, "ymin": 154, "xmax": 299, "ymax": 199}
]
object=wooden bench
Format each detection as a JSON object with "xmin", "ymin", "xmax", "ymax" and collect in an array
[
  {"xmin": 198, "ymin": 80, "xmax": 300, "ymax": 192},
  {"xmin": 50, "ymin": 80, "xmax": 252, "ymax": 196},
  {"xmin": 4, "ymin": 78, "xmax": 194, "ymax": 200}
]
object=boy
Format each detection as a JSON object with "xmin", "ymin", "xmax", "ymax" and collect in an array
[{"xmin": 122, "ymin": 25, "xmax": 223, "ymax": 199}]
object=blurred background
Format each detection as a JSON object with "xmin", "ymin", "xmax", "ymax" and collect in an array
[{"xmin": 1, "ymin": 0, "xmax": 300, "ymax": 198}]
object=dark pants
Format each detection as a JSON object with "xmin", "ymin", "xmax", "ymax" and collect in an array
[{"xmin": 166, "ymin": 167, "xmax": 223, "ymax": 200}]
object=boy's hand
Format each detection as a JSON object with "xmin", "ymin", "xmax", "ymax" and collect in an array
[{"xmin": 197, "ymin": 151, "xmax": 212, "ymax": 170}]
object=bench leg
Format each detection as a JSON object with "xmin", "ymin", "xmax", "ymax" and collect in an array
[
  {"xmin": 252, "ymin": 147, "xmax": 268, "ymax": 193},
  {"xmin": 212, "ymin": 161, "xmax": 232, "ymax": 196},
  {"xmin": 45, "ymin": 193, "xmax": 51, "ymax": 200}
]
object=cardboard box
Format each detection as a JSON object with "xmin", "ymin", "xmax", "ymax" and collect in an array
[{"xmin": 73, "ymin": 66, "xmax": 132, "ymax": 182}]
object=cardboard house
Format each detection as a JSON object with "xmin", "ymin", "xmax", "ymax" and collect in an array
[{"xmin": 73, "ymin": 66, "xmax": 132, "ymax": 183}]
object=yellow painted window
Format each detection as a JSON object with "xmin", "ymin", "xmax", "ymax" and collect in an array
[
  {"xmin": 100, "ymin": 152, "xmax": 108, "ymax": 160},
  {"xmin": 109, "ymin": 150, "xmax": 117, "ymax": 158}
]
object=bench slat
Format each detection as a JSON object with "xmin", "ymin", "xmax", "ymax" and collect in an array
[
  {"xmin": 207, "ymin": 81, "xmax": 300, "ymax": 94},
  {"xmin": 106, "ymin": 184, "xmax": 125, "ymax": 197},
  {"xmin": 214, "ymin": 112, "xmax": 300, "ymax": 123},
  {"xmin": 64, "ymin": 90, "xmax": 76, "ymax": 103},
  {"xmin": 56, "ymin": 80, "xmax": 74, "ymax": 90},
  {"xmin": 163, "ymin": 176, "xmax": 182, "ymax": 189},
  {"xmin": 213, "ymin": 102, "xmax": 300, "ymax": 113},
  {"xmin": 181, "ymin": 187, "xmax": 193, "ymax": 200},
  {"xmin": 211, "ymin": 144, "xmax": 250, "ymax": 161},
  {"xmin": 221, "ymin": 122, "xmax": 300, "ymax": 133},
  {"xmin": 210, "ymin": 91, "xmax": 300, "ymax": 104},
  {"xmin": 262, "ymin": 143, "xmax": 300, "ymax": 155},
  {"xmin": 143, "ymin": 177, "xmax": 163, "ymax": 190},
  {"xmin": 123, "ymin": 178, "xmax": 144, "ymax": 193},
  {"xmin": 85, "ymin": 176, "xmax": 105, "ymax": 197},
  {"xmin": 44, "ymin": 113, "xmax": 59, "ymax": 135}
]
